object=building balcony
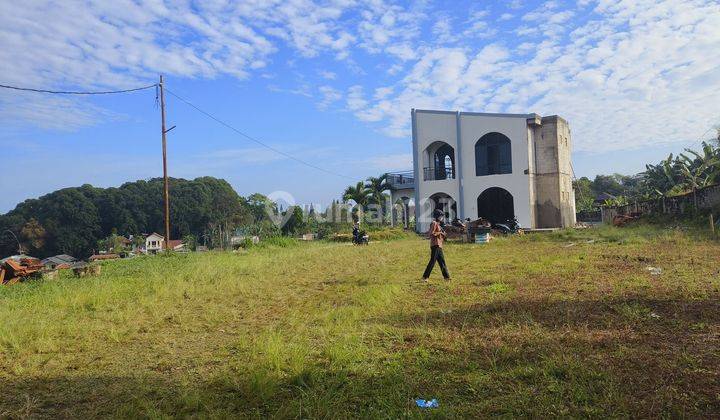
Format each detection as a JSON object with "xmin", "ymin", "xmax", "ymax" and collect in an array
[
  {"xmin": 387, "ymin": 171, "xmax": 415, "ymax": 190},
  {"xmin": 423, "ymin": 166, "xmax": 455, "ymax": 181}
]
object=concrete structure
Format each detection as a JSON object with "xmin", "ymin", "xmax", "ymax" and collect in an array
[
  {"xmin": 391, "ymin": 109, "xmax": 576, "ymax": 232},
  {"xmin": 388, "ymin": 171, "xmax": 415, "ymax": 228}
]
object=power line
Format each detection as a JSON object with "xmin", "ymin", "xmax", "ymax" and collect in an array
[
  {"xmin": 0, "ymin": 83, "xmax": 157, "ymax": 95},
  {"xmin": 164, "ymin": 87, "xmax": 355, "ymax": 180}
]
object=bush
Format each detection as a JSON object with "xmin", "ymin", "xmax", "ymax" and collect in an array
[{"xmin": 255, "ymin": 236, "xmax": 298, "ymax": 248}]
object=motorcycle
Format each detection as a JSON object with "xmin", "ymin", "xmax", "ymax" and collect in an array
[
  {"xmin": 352, "ymin": 227, "xmax": 369, "ymax": 245},
  {"xmin": 492, "ymin": 217, "xmax": 521, "ymax": 234}
]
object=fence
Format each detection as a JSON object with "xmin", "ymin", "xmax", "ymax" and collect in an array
[{"xmin": 600, "ymin": 183, "xmax": 720, "ymax": 224}]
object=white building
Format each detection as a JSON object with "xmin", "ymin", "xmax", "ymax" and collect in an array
[
  {"xmin": 389, "ymin": 109, "xmax": 576, "ymax": 232},
  {"xmin": 145, "ymin": 232, "xmax": 165, "ymax": 254}
]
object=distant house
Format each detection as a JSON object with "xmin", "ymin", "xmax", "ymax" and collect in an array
[
  {"xmin": 41, "ymin": 254, "xmax": 78, "ymax": 269},
  {"xmin": 594, "ymin": 192, "xmax": 617, "ymax": 206},
  {"xmin": 145, "ymin": 233, "xmax": 165, "ymax": 254}
]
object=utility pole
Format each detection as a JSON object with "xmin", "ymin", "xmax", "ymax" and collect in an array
[{"xmin": 159, "ymin": 75, "xmax": 173, "ymax": 252}]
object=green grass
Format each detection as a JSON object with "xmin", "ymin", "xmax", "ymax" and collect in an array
[{"xmin": 1, "ymin": 225, "xmax": 719, "ymax": 418}]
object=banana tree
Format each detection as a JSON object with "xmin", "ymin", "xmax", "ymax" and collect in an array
[{"xmin": 679, "ymin": 143, "xmax": 719, "ymax": 208}]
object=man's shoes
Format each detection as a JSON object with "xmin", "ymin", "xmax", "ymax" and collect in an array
[
  {"xmin": 443, "ymin": 277, "xmax": 451, "ymax": 281},
  {"xmin": 421, "ymin": 277, "xmax": 429, "ymax": 282}
]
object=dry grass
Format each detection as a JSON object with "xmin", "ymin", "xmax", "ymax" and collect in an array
[{"xmin": 0, "ymin": 225, "xmax": 719, "ymax": 418}]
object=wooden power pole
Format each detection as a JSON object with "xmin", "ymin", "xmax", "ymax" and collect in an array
[{"xmin": 159, "ymin": 75, "xmax": 172, "ymax": 252}]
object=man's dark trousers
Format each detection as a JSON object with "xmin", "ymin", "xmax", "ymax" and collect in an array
[{"xmin": 423, "ymin": 245, "xmax": 450, "ymax": 279}]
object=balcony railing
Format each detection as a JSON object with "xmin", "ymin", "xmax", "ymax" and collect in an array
[
  {"xmin": 423, "ymin": 166, "xmax": 455, "ymax": 181},
  {"xmin": 387, "ymin": 171, "xmax": 415, "ymax": 189}
]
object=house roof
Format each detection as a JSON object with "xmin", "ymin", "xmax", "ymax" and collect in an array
[
  {"xmin": 594, "ymin": 192, "xmax": 617, "ymax": 201},
  {"xmin": 166, "ymin": 240, "xmax": 184, "ymax": 249},
  {"xmin": 146, "ymin": 232, "xmax": 164, "ymax": 240},
  {"xmin": 41, "ymin": 254, "xmax": 78, "ymax": 265}
]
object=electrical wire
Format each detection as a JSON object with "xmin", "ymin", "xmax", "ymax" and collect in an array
[
  {"xmin": 164, "ymin": 87, "xmax": 355, "ymax": 180},
  {"xmin": 0, "ymin": 83, "xmax": 157, "ymax": 95},
  {"xmin": 1, "ymin": 80, "xmax": 356, "ymax": 180}
]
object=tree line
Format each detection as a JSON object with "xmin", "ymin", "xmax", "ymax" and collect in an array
[
  {"xmin": 0, "ymin": 177, "xmax": 276, "ymax": 258},
  {"xmin": 575, "ymin": 131, "xmax": 720, "ymax": 211}
]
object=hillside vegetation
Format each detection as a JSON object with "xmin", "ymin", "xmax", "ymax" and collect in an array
[
  {"xmin": 1, "ymin": 226, "xmax": 719, "ymax": 418},
  {"xmin": 0, "ymin": 177, "xmax": 255, "ymax": 258}
]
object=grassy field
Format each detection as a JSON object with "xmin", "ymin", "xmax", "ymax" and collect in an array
[{"xmin": 1, "ymin": 225, "xmax": 719, "ymax": 418}]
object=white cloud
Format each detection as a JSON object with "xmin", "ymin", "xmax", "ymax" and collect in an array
[
  {"xmin": 317, "ymin": 85, "xmax": 343, "ymax": 109},
  {"xmin": 346, "ymin": 85, "xmax": 368, "ymax": 111},
  {"xmin": 2, "ymin": 0, "xmax": 720, "ymax": 157},
  {"xmin": 353, "ymin": 0, "xmax": 720, "ymax": 153},
  {"xmin": 319, "ymin": 70, "xmax": 337, "ymax": 80}
]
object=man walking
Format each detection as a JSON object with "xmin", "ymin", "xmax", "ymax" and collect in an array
[{"xmin": 422, "ymin": 209, "xmax": 451, "ymax": 281}]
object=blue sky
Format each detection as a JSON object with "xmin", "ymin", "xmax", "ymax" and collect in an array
[{"xmin": 1, "ymin": 0, "xmax": 719, "ymax": 212}]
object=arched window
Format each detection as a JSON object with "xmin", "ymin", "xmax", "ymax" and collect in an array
[
  {"xmin": 475, "ymin": 132, "xmax": 512, "ymax": 176},
  {"xmin": 423, "ymin": 141, "xmax": 455, "ymax": 180}
]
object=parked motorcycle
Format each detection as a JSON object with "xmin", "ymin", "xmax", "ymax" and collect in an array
[{"xmin": 492, "ymin": 217, "xmax": 521, "ymax": 234}]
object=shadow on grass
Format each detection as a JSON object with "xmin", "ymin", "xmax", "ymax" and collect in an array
[
  {"xmin": 387, "ymin": 297, "xmax": 720, "ymax": 331},
  {"xmin": 375, "ymin": 296, "xmax": 720, "ymax": 417},
  {"xmin": 0, "ymin": 368, "xmax": 428, "ymax": 419}
]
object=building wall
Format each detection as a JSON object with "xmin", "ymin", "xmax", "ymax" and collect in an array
[
  {"xmin": 412, "ymin": 109, "xmax": 575, "ymax": 232},
  {"xmin": 532, "ymin": 116, "xmax": 576, "ymax": 228},
  {"xmin": 458, "ymin": 113, "xmax": 533, "ymax": 228},
  {"xmin": 413, "ymin": 110, "xmax": 460, "ymax": 232}
]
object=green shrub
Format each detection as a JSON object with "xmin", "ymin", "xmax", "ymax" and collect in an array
[{"xmin": 255, "ymin": 236, "xmax": 298, "ymax": 248}]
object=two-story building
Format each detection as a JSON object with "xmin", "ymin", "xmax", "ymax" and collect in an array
[
  {"xmin": 145, "ymin": 232, "xmax": 165, "ymax": 254},
  {"xmin": 389, "ymin": 109, "xmax": 576, "ymax": 232}
]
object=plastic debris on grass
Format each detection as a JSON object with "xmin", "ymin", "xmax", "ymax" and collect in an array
[
  {"xmin": 645, "ymin": 266, "xmax": 662, "ymax": 275},
  {"xmin": 415, "ymin": 399, "xmax": 439, "ymax": 408}
]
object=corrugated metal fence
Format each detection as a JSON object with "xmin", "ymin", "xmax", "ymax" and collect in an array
[{"xmin": 600, "ymin": 183, "xmax": 720, "ymax": 224}]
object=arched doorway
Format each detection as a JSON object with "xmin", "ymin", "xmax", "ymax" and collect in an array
[
  {"xmin": 475, "ymin": 132, "xmax": 512, "ymax": 176},
  {"xmin": 429, "ymin": 192, "xmax": 457, "ymax": 221},
  {"xmin": 477, "ymin": 187, "xmax": 514, "ymax": 222},
  {"xmin": 423, "ymin": 141, "xmax": 455, "ymax": 180}
]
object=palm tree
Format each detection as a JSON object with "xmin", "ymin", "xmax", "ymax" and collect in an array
[
  {"xmin": 343, "ymin": 181, "xmax": 370, "ymax": 222},
  {"xmin": 364, "ymin": 174, "xmax": 390, "ymax": 204},
  {"xmin": 343, "ymin": 182, "xmax": 370, "ymax": 207}
]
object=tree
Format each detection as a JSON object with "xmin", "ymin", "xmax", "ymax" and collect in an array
[
  {"xmin": 678, "ymin": 142, "xmax": 719, "ymax": 208},
  {"xmin": 342, "ymin": 181, "xmax": 370, "ymax": 222},
  {"xmin": 573, "ymin": 177, "xmax": 594, "ymax": 212},
  {"xmin": 364, "ymin": 174, "xmax": 389, "ymax": 204},
  {"xmin": 281, "ymin": 206, "xmax": 306, "ymax": 236},
  {"xmin": 20, "ymin": 218, "xmax": 46, "ymax": 253},
  {"xmin": 342, "ymin": 182, "xmax": 370, "ymax": 207},
  {"xmin": 246, "ymin": 193, "xmax": 277, "ymax": 223},
  {"xmin": 0, "ymin": 177, "xmax": 259, "ymax": 258},
  {"xmin": 641, "ymin": 154, "xmax": 681, "ymax": 197},
  {"xmin": 591, "ymin": 174, "xmax": 626, "ymax": 197}
]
